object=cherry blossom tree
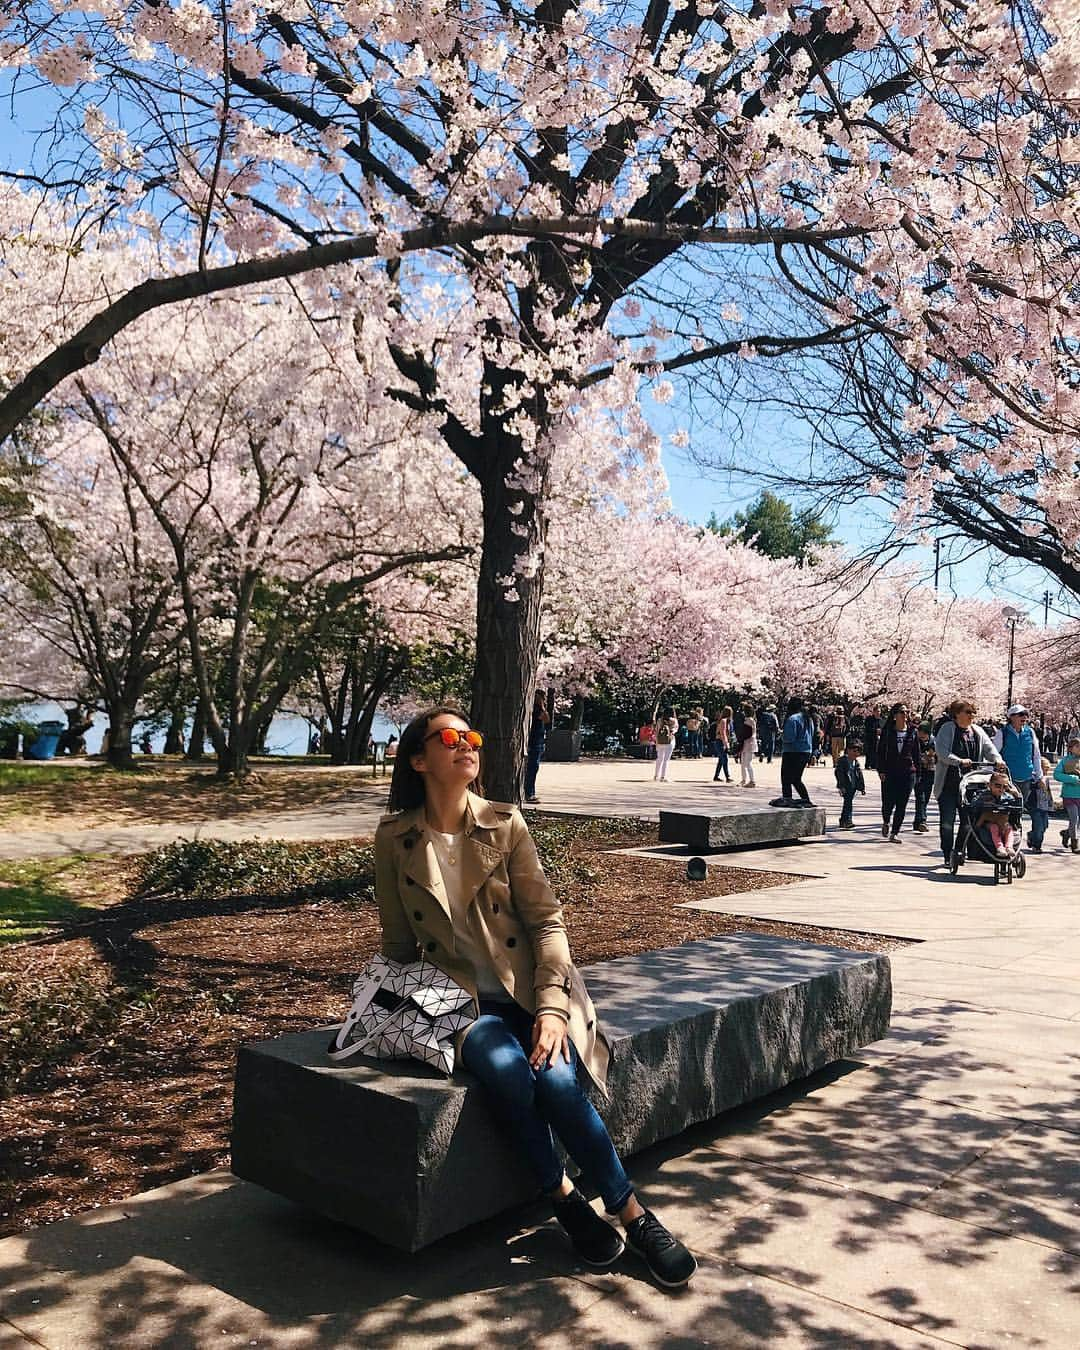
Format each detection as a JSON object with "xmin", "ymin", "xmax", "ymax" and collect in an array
[
  {"xmin": 60, "ymin": 275, "xmax": 473, "ymax": 779},
  {"xmin": 0, "ymin": 419, "xmax": 185, "ymax": 767},
  {"xmin": 2, "ymin": 1, "xmax": 1078, "ymax": 796}
]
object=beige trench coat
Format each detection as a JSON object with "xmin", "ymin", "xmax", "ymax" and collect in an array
[{"xmin": 373, "ymin": 791, "xmax": 610, "ymax": 1093}]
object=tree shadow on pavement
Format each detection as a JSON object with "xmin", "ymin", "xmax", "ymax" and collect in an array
[{"xmin": 4, "ymin": 999, "xmax": 1079, "ymax": 1348}]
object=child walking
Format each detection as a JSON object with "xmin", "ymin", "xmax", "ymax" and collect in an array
[
  {"xmin": 1054, "ymin": 737, "xmax": 1080, "ymax": 852},
  {"xmin": 835, "ymin": 741, "xmax": 866, "ymax": 828}
]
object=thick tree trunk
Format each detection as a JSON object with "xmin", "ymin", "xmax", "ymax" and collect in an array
[
  {"xmin": 185, "ymin": 699, "xmax": 207, "ymax": 760},
  {"xmin": 163, "ymin": 705, "xmax": 186, "ymax": 755},
  {"xmin": 215, "ymin": 738, "xmax": 250, "ymax": 781},
  {"xmin": 470, "ymin": 470, "xmax": 545, "ymax": 803},
  {"xmin": 105, "ymin": 707, "xmax": 137, "ymax": 770}
]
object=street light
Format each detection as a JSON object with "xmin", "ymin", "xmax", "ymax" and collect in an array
[{"xmin": 1002, "ymin": 606, "xmax": 1022, "ymax": 710}]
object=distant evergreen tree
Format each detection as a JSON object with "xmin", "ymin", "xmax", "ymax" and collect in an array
[{"xmin": 719, "ymin": 491, "xmax": 833, "ymax": 562}]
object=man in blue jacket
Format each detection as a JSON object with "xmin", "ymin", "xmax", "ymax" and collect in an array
[{"xmin": 994, "ymin": 705, "xmax": 1046, "ymax": 852}]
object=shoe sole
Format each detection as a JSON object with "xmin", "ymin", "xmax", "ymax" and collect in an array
[{"xmin": 627, "ymin": 1243, "xmax": 698, "ymax": 1288}]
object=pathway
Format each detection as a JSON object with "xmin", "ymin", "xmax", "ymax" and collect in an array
[{"xmin": 1, "ymin": 755, "xmax": 1078, "ymax": 1347}]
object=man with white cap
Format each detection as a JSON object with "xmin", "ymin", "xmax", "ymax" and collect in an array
[{"xmin": 994, "ymin": 705, "xmax": 1046, "ymax": 852}]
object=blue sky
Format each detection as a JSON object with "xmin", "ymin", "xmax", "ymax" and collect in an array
[{"xmin": 5, "ymin": 71, "xmax": 1071, "ymax": 629}]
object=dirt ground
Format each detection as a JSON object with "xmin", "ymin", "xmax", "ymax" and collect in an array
[
  {"xmin": 0, "ymin": 757, "xmax": 389, "ymax": 831},
  {"xmin": 0, "ymin": 830, "xmax": 908, "ymax": 1237}
]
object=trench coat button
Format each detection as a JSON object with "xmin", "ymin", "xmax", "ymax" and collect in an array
[
  {"xmin": 587, "ymin": 1020, "xmax": 594, "ymax": 1031},
  {"xmin": 403, "ymin": 838, "xmax": 413, "ymax": 850},
  {"xmin": 413, "ymin": 910, "xmax": 423, "ymax": 921},
  {"xmin": 425, "ymin": 941, "xmax": 437, "ymax": 953},
  {"xmin": 506, "ymin": 937, "xmax": 517, "ymax": 948},
  {"xmin": 491, "ymin": 902, "xmax": 500, "ymax": 913},
  {"xmin": 405, "ymin": 877, "xmax": 414, "ymax": 885}
]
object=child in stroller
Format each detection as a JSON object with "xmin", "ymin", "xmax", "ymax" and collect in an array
[{"xmin": 950, "ymin": 768, "xmax": 1026, "ymax": 882}]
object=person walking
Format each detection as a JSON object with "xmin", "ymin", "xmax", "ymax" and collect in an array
[
  {"xmin": 524, "ymin": 690, "xmax": 551, "ymax": 804},
  {"xmin": 863, "ymin": 707, "xmax": 881, "ymax": 771},
  {"xmin": 685, "ymin": 707, "xmax": 703, "ymax": 758},
  {"xmin": 825, "ymin": 707, "xmax": 848, "ymax": 766},
  {"xmin": 933, "ymin": 699, "xmax": 1004, "ymax": 863},
  {"xmin": 912, "ymin": 722, "xmax": 937, "ymax": 833},
  {"xmin": 737, "ymin": 712, "xmax": 758, "ymax": 787},
  {"xmin": 876, "ymin": 702, "xmax": 920, "ymax": 842},
  {"xmin": 1053, "ymin": 736, "xmax": 1080, "ymax": 851},
  {"xmin": 994, "ymin": 705, "xmax": 1046, "ymax": 853},
  {"xmin": 1031, "ymin": 758, "xmax": 1055, "ymax": 852},
  {"xmin": 653, "ymin": 706, "xmax": 678, "ymax": 782},
  {"xmin": 757, "ymin": 705, "xmax": 779, "ymax": 763},
  {"xmin": 776, "ymin": 696, "xmax": 815, "ymax": 807},
  {"xmin": 374, "ymin": 706, "xmax": 696, "ymax": 1286},
  {"xmin": 712, "ymin": 705, "xmax": 733, "ymax": 783},
  {"xmin": 835, "ymin": 740, "xmax": 866, "ymax": 828}
]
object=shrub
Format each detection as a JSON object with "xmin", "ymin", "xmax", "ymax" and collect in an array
[
  {"xmin": 0, "ymin": 958, "xmax": 155, "ymax": 1097},
  {"xmin": 133, "ymin": 837, "xmax": 375, "ymax": 904}
]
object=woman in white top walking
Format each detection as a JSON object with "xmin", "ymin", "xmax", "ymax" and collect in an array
[{"xmin": 653, "ymin": 706, "xmax": 678, "ymax": 781}]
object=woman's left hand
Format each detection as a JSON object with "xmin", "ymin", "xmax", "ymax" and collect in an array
[{"xmin": 530, "ymin": 1013, "xmax": 571, "ymax": 1070}]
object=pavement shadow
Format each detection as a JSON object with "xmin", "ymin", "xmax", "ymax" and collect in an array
[{"xmin": 3, "ymin": 1008, "xmax": 1079, "ymax": 1347}]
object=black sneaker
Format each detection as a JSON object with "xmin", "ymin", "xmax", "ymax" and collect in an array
[
  {"xmin": 552, "ymin": 1188, "xmax": 625, "ymax": 1268},
  {"xmin": 625, "ymin": 1208, "xmax": 697, "ymax": 1288}
]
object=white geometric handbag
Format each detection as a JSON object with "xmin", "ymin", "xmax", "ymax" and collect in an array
[{"xmin": 327, "ymin": 953, "xmax": 476, "ymax": 1075}]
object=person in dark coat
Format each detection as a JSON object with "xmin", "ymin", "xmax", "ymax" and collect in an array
[
  {"xmin": 876, "ymin": 703, "xmax": 920, "ymax": 842},
  {"xmin": 912, "ymin": 722, "xmax": 937, "ymax": 833},
  {"xmin": 835, "ymin": 740, "xmax": 866, "ymax": 828},
  {"xmin": 863, "ymin": 706, "xmax": 881, "ymax": 770}
]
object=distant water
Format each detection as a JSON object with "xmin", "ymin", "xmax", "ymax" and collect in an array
[{"xmin": 11, "ymin": 702, "xmax": 400, "ymax": 757}]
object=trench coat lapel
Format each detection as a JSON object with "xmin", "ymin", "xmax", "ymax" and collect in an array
[
  {"xmin": 462, "ymin": 791, "xmax": 505, "ymax": 907},
  {"xmin": 397, "ymin": 813, "xmax": 452, "ymax": 921}
]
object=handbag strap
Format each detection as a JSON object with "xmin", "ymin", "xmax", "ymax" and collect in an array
[{"xmin": 327, "ymin": 962, "xmax": 398, "ymax": 1060}]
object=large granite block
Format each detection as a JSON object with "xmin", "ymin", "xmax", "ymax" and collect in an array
[
  {"xmin": 659, "ymin": 805, "xmax": 826, "ymax": 850},
  {"xmin": 232, "ymin": 934, "xmax": 890, "ymax": 1251}
]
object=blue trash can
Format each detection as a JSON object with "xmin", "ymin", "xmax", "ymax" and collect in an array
[{"xmin": 25, "ymin": 720, "xmax": 66, "ymax": 760}]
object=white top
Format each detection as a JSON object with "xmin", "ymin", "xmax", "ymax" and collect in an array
[{"xmin": 428, "ymin": 828, "xmax": 507, "ymax": 998}]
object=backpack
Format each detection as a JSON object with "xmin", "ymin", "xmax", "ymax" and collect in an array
[{"xmin": 655, "ymin": 719, "xmax": 673, "ymax": 745}]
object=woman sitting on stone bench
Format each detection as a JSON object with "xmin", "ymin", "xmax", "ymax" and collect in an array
[{"xmin": 374, "ymin": 705, "xmax": 696, "ymax": 1289}]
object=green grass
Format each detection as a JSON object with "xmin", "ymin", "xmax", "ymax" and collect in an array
[
  {"xmin": 0, "ymin": 858, "xmax": 93, "ymax": 944},
  {"xmin": 0, "ymin": 762, "xmax": 87, "ymax": 791}
]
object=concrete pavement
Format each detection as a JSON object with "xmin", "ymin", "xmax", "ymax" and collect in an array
[{"xmin": 2, "ymin": 754, "xmax": 1079, "ymax": 1347}]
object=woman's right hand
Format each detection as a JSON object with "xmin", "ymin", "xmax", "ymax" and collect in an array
[{"xmin": 959, "ymin": 758, "xmax": 973, "ymax": 769}]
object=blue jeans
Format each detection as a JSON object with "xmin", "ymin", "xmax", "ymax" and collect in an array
[
  {"xmin": 713, "ymin": 745, "xmax": 731, "ymax": 780},
  {"xmin": 913, "ymin": 775, "xmax": 933, "ymax": 827},
  {"xmin": 524, "ymin": 735, "xmax": 545, "ymax": 798},
  {"xmin": 839, "ymin": 788, "xmax": 856, "ymax": 825},
  {"xmin": 938, "ymin": 788, "xmax": 959, "ymax": 859},
  {"xmin": 460, "ymin": 999, "xmax": 633, "ymax": 1215}
]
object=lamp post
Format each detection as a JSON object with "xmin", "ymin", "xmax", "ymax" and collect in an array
[{"xmin": 1002, "ymin": 606, "xmax": 1022, "ymax": 710}]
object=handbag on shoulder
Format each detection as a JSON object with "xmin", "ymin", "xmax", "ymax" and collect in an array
[{"xmin": 328, "ymin": 953, "xmax": 475, "ymax": 1075}]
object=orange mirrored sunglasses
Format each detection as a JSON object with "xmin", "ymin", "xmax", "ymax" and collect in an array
[{"xmin": 424, "ymin": 727, "xmax": 483, "ymax": 750}]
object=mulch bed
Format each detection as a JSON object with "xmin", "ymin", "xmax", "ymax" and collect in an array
[{"xmin": 0, "ymin": 833, "xmax": 907, "ymax": 1237}]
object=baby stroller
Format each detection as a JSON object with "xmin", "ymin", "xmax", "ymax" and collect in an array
[{"xmin": 948, "ymin": 768, "xmax": 1026, "ymax": 884}]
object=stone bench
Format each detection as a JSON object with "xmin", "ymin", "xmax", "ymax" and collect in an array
[
  {"xmin": 659, "ymin": 804, "xmax": 826, "ymax": 851},
  {"xmin": 231, "ymin": 934, "xmax": 890, "ymax": 1251}
]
